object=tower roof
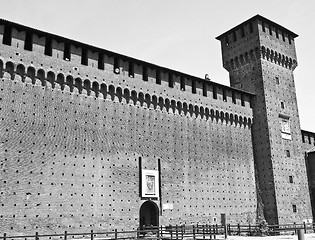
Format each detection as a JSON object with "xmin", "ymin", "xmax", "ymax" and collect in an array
[{"xmin": 215, "ymin": 14, "xmax": 298, "ymax": 41}]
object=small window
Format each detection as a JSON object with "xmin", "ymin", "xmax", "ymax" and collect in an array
[
  {"xmin": 129, "ymin": 61, "xmax": 134, "ymax": 78},
  {"xmin": 114, "ymin": 57, "xmax": 120, "ymax": 74},
  {"xmin": 286, "ymin": 150, "xmax": 290, "ymax": 157},
  {"xmin": 240, "ymin": 27, "xmax": 245, "ymax": 38},
  {"xmin": 24, "ymin": 31, "xmax": 33, "ymax": 51},
  {"xmin": 276, "ymin": 29, "xmax": 279, "ymax": 39},
  {"xmin": 63, "ymin": 42, "xmax": 71, "ymax": 61},
  {"xmin": 98, "ymin": 52, "xmax": 104, "ymax": 70},
  {"xmin": 232, "ymin": 91, "xmax": 236, "ymax": 104},
  {"xmin": 192, "ymin": 80, "xmax": 196, "ymax": 94},
  {"xmin": 44, "ymin": 38, "xmax": 52, "ymax": 56},
  {"xmin": 292, "ymin": 204, "xmax": 297, "ymax": 213},
  {"xmin": 275, "ymin": 77, "xmax": 279, "ymax": 84},
  {"xmin": 81, "ymin": 48, "xmax": 88, "ymax": 66},
  {"xmin": 289, "ymin": 176, "xmax": 293, "ymax": 183},
  {"xmin": 168, "ymin": 73, "xmax": 174, "ymax": 88},
  {"xmin": 202, "ymin": 82, "xmax": 207, "ymax": 97},
  {"xmin": 3, "ymin": 25, "xmax": 12, "ymax": 46},
  {"xmin": 241, "ymin": 94, "xmax": 245, "ymax": 106},
  {"xmin": 223, "ymin": 89, "xmax": 227, "ymax": 102},
  {"xmin": 282, "ymin": 31, "xmax": 285, "ymax": 42},
  {"xmin": 180, "ymin": 76, "xmax": 185, "ymax": 91},
  {"xmin": 213, "ymin": 86, "xmax": 217, "ymax": 99},
  {"xmin": 156, "ymin": 69, "xmax": 161, "ymax": 85},
  {"xmin": 142, "ymin": 65, "xmax": 148, "ymax": 81},
  {"xmin": 249, "ymin": 22, "xmax": 253, "ymax": 33},
  {"xmin": 269, "ymin": 25, "xmax": 272, "ymax": 36},
  {"xmin": 233, "ymin": 31, "xmax": 237, "ymax": 42},
  {"xmin": 288, "ymin": 36, "xmax": 292, "ymax": 45},
  {"xmin": 262, "ymin": 22, "xmax": 265, "ymax": 32},
  {"xmin": 281, "ymin": 102, "xmax": 284, "ymax": 109}
]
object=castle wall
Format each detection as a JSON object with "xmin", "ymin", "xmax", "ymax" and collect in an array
[{"xmin": 0, "ymin": 21, "xmax": 256, "ymax": 235}]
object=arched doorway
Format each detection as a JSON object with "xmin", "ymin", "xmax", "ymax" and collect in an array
[{"xmin": 139, "ymin": 201, "xmax": 159, "ymax": 229}]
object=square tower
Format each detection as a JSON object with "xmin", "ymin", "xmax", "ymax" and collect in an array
[{"xmin": 216, "ymin": 15, "xmax": 312, "ymax": 225}]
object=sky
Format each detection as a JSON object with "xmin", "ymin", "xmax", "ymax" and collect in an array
[{"xmin": 1, "ymin": 0, "xmax": 314, "ymax": 132}]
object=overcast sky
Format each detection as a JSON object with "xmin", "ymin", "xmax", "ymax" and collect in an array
[{"xmin": 1, "ymin": 0, "xmax": 314, "ymax": 132}]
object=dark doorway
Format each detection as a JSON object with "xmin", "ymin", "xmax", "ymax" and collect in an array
[{"xmin": 139, "ymin": 201, "xmax": 159, "ymax": 229}]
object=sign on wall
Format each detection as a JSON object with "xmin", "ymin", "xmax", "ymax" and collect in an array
[{"xmin": 141, "ymin": 169, "xmax": 159, "ymax": 199}]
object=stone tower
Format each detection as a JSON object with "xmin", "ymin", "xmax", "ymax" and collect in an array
[{"xmin": 216, "ymin": 15, "xmax": 312, "ymax": 225}]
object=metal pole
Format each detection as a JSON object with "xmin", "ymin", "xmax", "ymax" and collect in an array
[
  {"xmin": 64, "ymin": 231, "xmax": 67, "ymax": 240},
  {"xmin": 35, "ymin": 232, "xmax": 39, "ymax": 240},
  {"xmin": 114, "ymin": 229, "xmax": 117, "ymax": 240},
  {"xmin": 91, "ymin": 230, "xmax": 94, "ymax": 240}
]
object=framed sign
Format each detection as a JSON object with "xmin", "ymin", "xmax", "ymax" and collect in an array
[{"xmin": 141, "ymin": 169, "xmax": 159, "ymax": 198}]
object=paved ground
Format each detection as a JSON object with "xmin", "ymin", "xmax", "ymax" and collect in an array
[{"xmin": 226, "ymin": 233, "xmax": 315, "ymax": 240}]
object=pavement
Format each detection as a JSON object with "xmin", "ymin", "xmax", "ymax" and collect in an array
[{"xmin": 226, "ymin": 233, "xmax": 315, "ymax": 240}]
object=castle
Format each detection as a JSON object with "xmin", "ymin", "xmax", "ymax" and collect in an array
[{"xmin": 0, "ymin": 15, "xmax": 315, "ymax": 235}]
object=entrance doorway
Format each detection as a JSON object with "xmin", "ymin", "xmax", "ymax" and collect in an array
[{"xmin": 139, "ymin": 201, "xmax": 159, "ymax": 229}]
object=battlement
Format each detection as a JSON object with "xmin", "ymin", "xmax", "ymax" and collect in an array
[
  {"xmin": 216, "ymin": 14, "xmax": 298, "ymax": 47},
  {"xmin": 0, "ymin": 19, "xmax": 253, "ymax": 110}
]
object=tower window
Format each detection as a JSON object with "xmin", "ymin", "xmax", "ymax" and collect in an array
[
  {"xmin": 223, "ymin": 89, "xmax": 227, "ymax": 102},
  {"xmin": 241, "ymin": 94, "xmax": 245, "ymax": 106},
  {"xmin": 63, "ymin": 42, "xmax": 71, "ymax": 61},
  {"xmin": 232, "ymin": 91, "xmax": 236, "ymax": 104},
  {"xmin": 282, "ymin": 32, "xmax": 285, "ymax": 42},
  {"xmin": 292, "ymin": 204, "xmax": 297, "ymax": 213},
  {"xmin": 156, "ymin": 69, "xmax": 161, "ymax": 85},
  {"xmin": 288, "ymin": 37, "xmax": 292, "ymax": 45},
  {"xmin": 180, "ymin": 76, "xmax": 185, "ymax": 91},
  {"xmin": 192, "ymin": 80, "xmax": 196, "ymax": 94},
  {"xmin": 114, "ymin": 57, "xmax": 120, "ymax": 74},
  {"xmin": 3, "ymin": 25, "xmax": 12, "ymax": 46},
  {"xmin": 240, "ymin": 27, "xmax": 245, "ymax": 38},
  {"xmin": 98, "ymin": 52, "xmax": 104, "ymax": 70},
  {"xmin": 269, "ymin": 25, "xmax": 272, "ymax": 36},
  {"xmin": 249, "ymin": 22, "xmax": 253, "ymax": 33},
  {"xmin": 44, "ymin": 38, "xmax": 52, "ymax": 56},
  {"xmin": 142, "ymin": 65, "xmax": 148, "ymax": 81},
  {"xmin": 280, "ymin": 102, "xmax": 285, "ymax": 109},
  {"xmin": 213, "ymin": 86, "xmax": 217, "ymax": 99},
  {"xmin": 262, "ymin": 22, "xmax": 266, "ymax": 32},
  {"xmin": 81, "ymin": 48, "xmax": 88, "ymax": 66},
  {"xmin": 275, "ymin": 77, "xmax": 279, "ymax": 84},
  {"xmin": 276, "ymin": 29, "xmax": 279, "ymax": 39},
  {"xmin": 289, "ymin": 176, "xmax": 293, "ymax": 183},
  {"xmin": 286, "ymin": 150, "xmax": 290, "ymax": 157},
  {"xmin": 129, "ymin": 61, "xmax": 134, "ymax": 78},
  {"xmin": 168, "ymin": 73, "xmax": 174, "ymax": 88},
  {"xmin": 24, "ymin": 31, "xmax": 33, "ymax": 51},
  {"xmin": 202, "ymin": 82, "xmax": 207, "ymax": 97}
]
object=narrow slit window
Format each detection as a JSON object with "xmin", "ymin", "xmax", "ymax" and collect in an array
[
  {"xmin": 156, "ymin": 69, "xmax": 161, "ymax": 85},
  {"xmin": 192, "ymin": 80, "xmax": 196, "ymax": 94},
  {"xmin": 202, "ymin": 82, "xmax": 207, "ymax": 97},
  {"xmin": 24, "ymin": 31, "xmax": 33, "ymax": 51},
  {"xmin": 289, "ymin": 176, "xmax": 293, "ymax": 183},
  {"xmin": 275, "ymin": 77, "xmax": 279, "ymax": 84},
  {"xmin": 249, "ymin": 22, "xmax": 253, "ymax": 33},
  {"xmin": 232, "ymin": 91, "xmax": 236, "ymax": 104},
  {"xmin": 282, "ymin": 32, "xmax": 285, "ymax": 42},
  {"xmin": 241, "ymin": 94, "xmax": 245, "ymax": 106},
  {"xmin": 223, "ymin": 89, "xmax": 227, "ymax": 101},
  {"xmin": 168, "ymin": 73, "xmax": 174, "ymax": 88},
  {"xmin": 142, "ymin": 65, "xmax": 148, "ymax": 81},
  {"xmin": 269, "ymin": 25, "xmax": 272, "ymax": 35},
  {"xmin": 280, "ymin": 102, "xmax": 284, "ymax": 109},
  {"xmin": 3, "ymin": 25, "xmax": 12, "ymax": 46},
  {"xmin": 63, "ymin": 42, "xmax": 71, "ymax": 61},
  {"xmin": 180, "ymin": 76, "xmax": 185, "ymax": 91},
  {"xmin": 213, "ymin": 86, "xmax": 217, "ymax": 99},
  {"xmin": 240, "ymin": 27, "xmax": 245, "ymax": 38},
  {"xmin": 81, "ymin": 48, "xmax": 88, "ymax": 66},
  {"xmin": 233, "ymin": 31, "xmax": 237, "ymax": 42},
  {"xmin": 262, "ymin": 22, "xmax": 265, "ymax": 32},
  {"xmin": 288, "ymin": 36, "xmax": 292, "ymax": 45},
  {"xmin": 98, "ymin": 52, "xmax": 104, "ymax": 70},
  {"xmin": 276, "ymin": 29, "xmax": 279, "ymax": 39},
  {"xmin": 114, "ymin": 57, "xmax": 120, "ymax": 74},
  {"xmin": 44, "ymin": 38, "xmax": 52, "ymax": 56},
  {"xmin": 129, "ymin": 61, "xmax": 134, "ymax": 78}
]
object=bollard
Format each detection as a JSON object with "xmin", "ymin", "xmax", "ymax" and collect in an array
[{"xmin": 297, "ymin": 229, "xmax": 305, "ymax": 240}]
